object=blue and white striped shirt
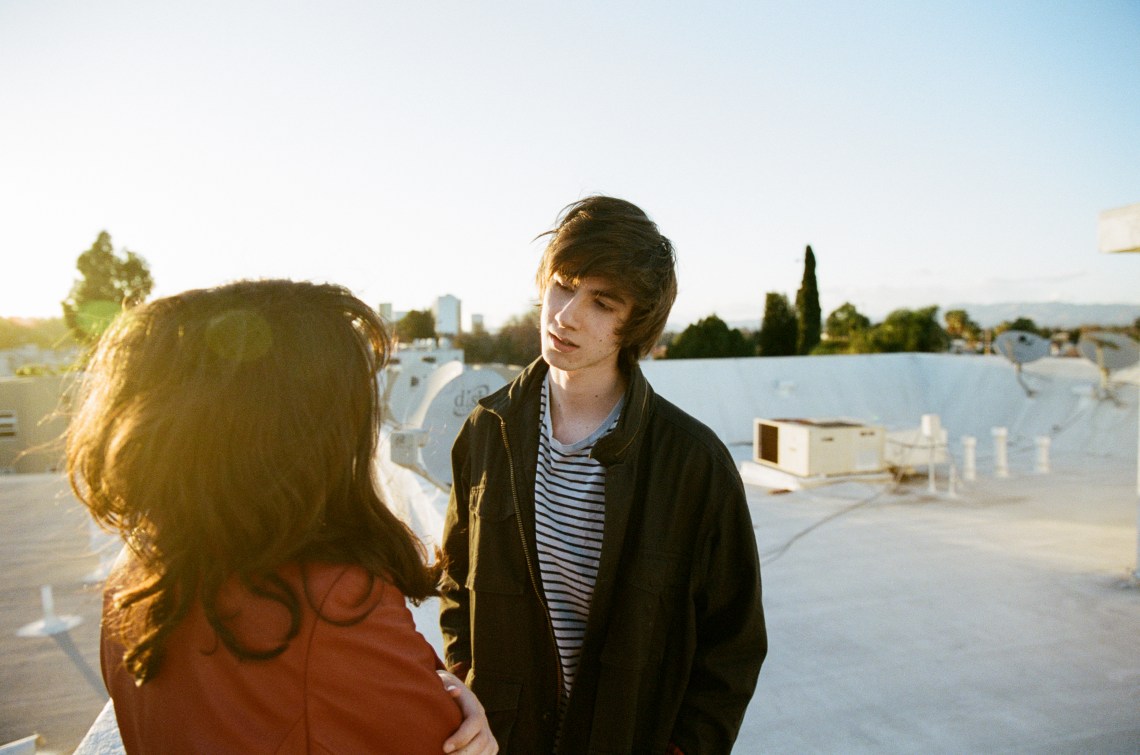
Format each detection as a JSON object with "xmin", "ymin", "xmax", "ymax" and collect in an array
[{"xmin": 535, "ymin": 375, "xmax": 622, "ymax": 696}]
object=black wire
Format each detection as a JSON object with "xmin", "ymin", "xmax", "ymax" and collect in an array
[
  {"xmin": 759, "ymin": 484, "xmax": 895, "ymax": 566},
  {"xmin": 757, "ymin": 450, "xmax": 918, "ymax": 567}
]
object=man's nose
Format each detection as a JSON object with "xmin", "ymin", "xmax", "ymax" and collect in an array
[{"xmin": 555, "ymin": 292, "xmax": 583, "ymax": 328}]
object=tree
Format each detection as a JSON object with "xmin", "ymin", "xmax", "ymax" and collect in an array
[
  {"xmin": 449, "ymin": 309, "xmax": 541, "ymax": 366},
  {"xmin": 665, "ymin": 315, "xmax": 753, "ymax": 359},
  {"xmin": 994, "ymin": 317, "xmax": 1043, "ymax": 337},
  {"xmin": 944, "ymin": 309, "xmax": 982, "ymax": 343},
  {"xmin": 61, "ymin": 231, "xmax": 154, "ymax": 344},
  {"xmin": 395, "ymin": 309, "xmax": 436, "ymax": 343},
  {"xmin": 453, "ymin": 321, "xmax": 497, "ymax": 364},
  {"xmin": 851, "ymin": 306, "xmax": 948, "ymax": 353},
  {"xmin": 944, "ymin": 308, "xmax": 983, "ymax": 351},
  {"xmin": 825, "ymin": 302, "xmax": 871, "ymax": 341},
  {"xmin": 494, "ymin": 309, "xmax": 541, "ymax": 366},
  {"xmin": 757, "ymin": 292, "xmax": 798, "ymax": 356},
  {"xmin": 795, "ymin": 245, "xmax": 821, "ymax": 355}
]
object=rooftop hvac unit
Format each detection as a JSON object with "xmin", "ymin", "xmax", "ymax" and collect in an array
[
  {"xmin": 0, "ymin": 410, "xmax": 17, "ymax": 439},
  {"xmin": 753, "ymin": 418, "xmax": 886, "ymax": 478}
]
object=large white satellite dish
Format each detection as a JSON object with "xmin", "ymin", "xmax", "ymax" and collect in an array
[
  {"xmin": 383, "ymin": 357, "xmax": 462, "ymax": 426},
  {"xmin": 1078, "ymin": 331, "xmax": 1140, "ymax": 398},
  {"xmin": 994, "ymin": 330, "xmax": 1051, "ymax": 365},
  {"xmin": 405, "ymin": 366, "xmax": 508, "ymax": 487},
  {"xmin": 993, "ymin": 330, "xmax": 1051, "ymax": 396}
]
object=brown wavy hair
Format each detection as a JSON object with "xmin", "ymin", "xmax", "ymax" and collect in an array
[
  {"xmin": 536, "ymin": 195, "xmax": 678, "ymax": 372},
  {"xmin": 66, "ymin": 279, "xmax": 437, "ymax": 682}
]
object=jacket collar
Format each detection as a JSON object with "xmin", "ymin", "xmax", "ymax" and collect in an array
[
  {"xmin": 480, "ymin": 357, "xmax": 655, "ymax": 466},
  {"xmin": 593, "ymin": 362, "xmax": 653, "ymax": 466},
  {"xmin": 480, "ymin": 357, "xmax": 545, "ymax": 419}
]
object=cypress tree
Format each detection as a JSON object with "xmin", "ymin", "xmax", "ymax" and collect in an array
[{"xmin": 795, "ymin": 245, "xmax": 821, "ymax": 354}]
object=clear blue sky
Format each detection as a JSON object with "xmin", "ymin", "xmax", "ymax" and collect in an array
[{"xmin": 2, "ymin": 0, "xmax": 1138, "ymax": 330}]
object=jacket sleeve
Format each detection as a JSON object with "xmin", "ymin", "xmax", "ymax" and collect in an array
[
  {"xmin": 439, "ymin": 419, "xmax": 473, "ymax": 679},
  {"xmin": 306, "ymin": 574, "xmax": 463, "ymax": 755},
  {"xmin": 672, "ymin": 460, "xmax": 766, "ymax": 753}
]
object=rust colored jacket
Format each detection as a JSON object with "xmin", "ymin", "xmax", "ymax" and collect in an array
[{"xmin": 102, "ymin": 560, "xmax": 461, "ymax": 754}]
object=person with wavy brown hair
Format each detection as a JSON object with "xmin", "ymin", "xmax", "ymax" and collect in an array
[
  {"xmin": 68, "ymin": 279, "xmax": 496, "ymax": 754},
  {"xmin": 440, "ymin": 196, "xmax": 766, "ymax": 753}
]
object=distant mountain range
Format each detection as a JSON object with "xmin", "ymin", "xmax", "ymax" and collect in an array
[
  {"xmin": 937, "ymin": 302, "xmax": 1140, "ymax": 329},
  {"xmin": 713, "ymin": 302, "xmax": 1140, "ymax": 332}
]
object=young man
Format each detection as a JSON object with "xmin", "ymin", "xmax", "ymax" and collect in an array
[{"xmin": 440, "ymin": 196, "xmax": 766, "ymax": 753}]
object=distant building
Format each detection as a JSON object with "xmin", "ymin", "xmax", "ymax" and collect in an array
[
  {"xmin": 470, "ymin": 314, "xmax": 485, "ymax": 332},
  {"xmin": 0, "ymin": 345, "xmax": 78, "ymax": 378},
  {"xmin": 434, "ymin": 295, "xmax": 461, "ymax": 337},
  {"xmin": 0, "ymin": 375, "xmax": 70, "ymax": 473},
  {"xmin": 381, "ymin": 295, "xmax": 464, "ymax": 338}
]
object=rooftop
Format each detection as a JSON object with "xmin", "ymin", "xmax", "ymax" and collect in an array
[{"xmin": 2, "ymin": 353, "xmax": 1137, "ymax": 752}]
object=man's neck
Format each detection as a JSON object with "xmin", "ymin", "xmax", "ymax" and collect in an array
[{"xmin": 546, "ymin": 363, "xmax": 627, "ymax": 446}]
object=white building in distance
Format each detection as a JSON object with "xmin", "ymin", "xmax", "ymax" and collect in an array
[
  {"xmin": 434, "ymin": 294, "xmax": 461, "ymax": 337},
  {"xmin": 379, "ymin": 296, "xmax": 473, "ymax": 336}
]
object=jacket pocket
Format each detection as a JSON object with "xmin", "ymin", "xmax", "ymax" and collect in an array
[
  {"xmin": 629, "ymin": 549, "xmax": 682, "ymax": 592},
  {"xmin": 467, "ymin": 672, "xmax": 522, "ymax": 750},
  {"xmin": 466, "ymin": 483, "xmax": 524, "ymax": 595},
  {"xmin": 592, "ymin": 552, "xmax": 683, "ymax": 753},
  {"xmin": 599, "ymin": 550, "xmax": 682, "ymax": 669},
  {"xmin": 469, "ymin": 480, "xmax": 513, "ymax": 520}
]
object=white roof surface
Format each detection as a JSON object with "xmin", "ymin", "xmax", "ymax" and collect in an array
[
  {"xmin": 4, "ymin": 352, "xmax": 1137, "ymax": 752},
  {"xmin": 399, "ymin": 353, "xmax": 1140, "ymax": 753}
]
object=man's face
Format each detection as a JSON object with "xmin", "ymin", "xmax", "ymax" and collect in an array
[{"xmin": 540, "ymin": 273, "xmax": 633, "ymax": 377}]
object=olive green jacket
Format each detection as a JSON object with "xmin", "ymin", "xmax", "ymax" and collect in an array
[{"xmin": 440, "ymin": 359, "xmax": 766, "ymax": 754}]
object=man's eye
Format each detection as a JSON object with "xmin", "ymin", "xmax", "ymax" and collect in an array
[
  {"xmin": 554, "ymin": 279, "xmax": 571, "ymax": 292},
  {"xmin": 594, "ymin": 299, "xmax": 612, "ymax": 312}
]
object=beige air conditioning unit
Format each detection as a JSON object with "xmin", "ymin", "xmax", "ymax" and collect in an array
[{"xmin": 753, "ymin": 418, "xmax": 886, "ymax": 478}]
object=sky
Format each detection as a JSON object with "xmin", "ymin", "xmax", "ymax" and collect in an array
[{"xmin": 2, "ymin": 0, "xmax": 1138, "ymax": 332}]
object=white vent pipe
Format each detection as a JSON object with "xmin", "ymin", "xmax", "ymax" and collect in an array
[
  {"xmin": 962, "ymin": 436, "xmax": 977, "ymax": 482},
  {"xmin": 991, "ymin": 427, "xmax": 1009, "ymax": 478}
]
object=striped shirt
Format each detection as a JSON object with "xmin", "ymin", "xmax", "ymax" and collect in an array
[{"xmin": 535, "ymin": 375, "xmax": 622, "ymax": 698}]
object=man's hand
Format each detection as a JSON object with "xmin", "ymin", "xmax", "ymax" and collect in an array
[{"xmin": 438, "ymin": 670, "xmax": 498, "ymax": 754}]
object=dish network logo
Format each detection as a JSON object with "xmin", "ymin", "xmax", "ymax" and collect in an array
[{"xmin": 452, "ymin": 384, "xmax": 493, "ymax": 417}]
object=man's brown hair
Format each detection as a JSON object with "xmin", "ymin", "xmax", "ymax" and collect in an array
[{"xmin": 536, "ymin": 195, "xmax": 678, "ymax": 371}]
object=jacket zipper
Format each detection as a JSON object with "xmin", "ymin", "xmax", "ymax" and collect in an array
[{"xmin": 497, "ymin": 419, "xmax": 565, "ymax": 701}]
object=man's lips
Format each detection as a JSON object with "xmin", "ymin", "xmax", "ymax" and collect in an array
[{"xmin": 548, "ymin": 331, "xmax": 577, "ymax": 351}]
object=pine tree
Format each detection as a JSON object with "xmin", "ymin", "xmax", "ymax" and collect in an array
[
  {"xmin": 61, "ymin": 231, "xmax": 154, "ymax": 344},
  {"xmin": 395, "ymin": 309, "xmax": 436, "ymax": 342},
  {"xmin": 665, "ymin": 315, "xmax": 753, "ymax": 359},
  {"xmin": 757, "ymin": 292, "xmax": 798, "ymax": 356},
  {"xmin": 825, "ymin": 302, "xmax": 871, "ymax": 341},
  {"xmin": 852, "ymin": 306, "xmax": 948, "ymax": 353},
  {"xmin": 795, "ymin": 245, "xmax": 821, "ymax": 354}
]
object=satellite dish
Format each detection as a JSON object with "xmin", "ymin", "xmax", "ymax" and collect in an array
[
  {"xmin": 1078, "ymin": 331, "xmax": 1140, "ymax": 371},
  {"xmin": 406, "ymin": 367, "xmax": 508, "ymax": 486},
  {"xmin": 383, "ymin": 359, "xmax": 463, "ymax": 426},
  {"xmin": 993, "ymin": 330, "xmax": 1051, "ymax": 396},
  {"xmin": 994, "ymin": 330, "xmax": 1051, "ymax": 366},
  {"xmin": 1078, "ymin": 331, "xmax": 1140, "ymax": 397}
]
